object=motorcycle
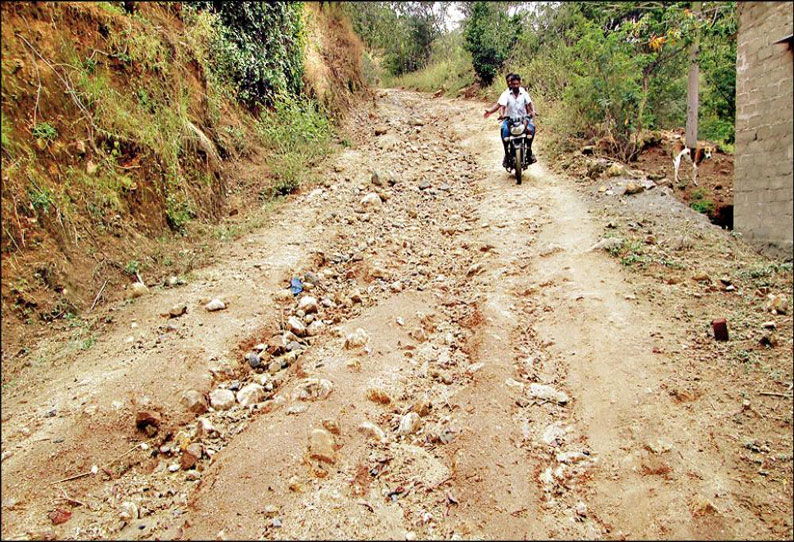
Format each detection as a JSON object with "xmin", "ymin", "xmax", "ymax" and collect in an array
[{"xmin": 501, "ymin": 116, "xmax": 533, "ymax": 185}]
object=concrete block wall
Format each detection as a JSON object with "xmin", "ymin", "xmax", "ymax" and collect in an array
[{"xmin": 735, "ymin": 1, "xmax": 793, "ymax": 258}]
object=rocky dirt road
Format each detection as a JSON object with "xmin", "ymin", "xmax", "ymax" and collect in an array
[{"xmin": 1, "ymin": 89, "xmax": 792, "ymax": 540}]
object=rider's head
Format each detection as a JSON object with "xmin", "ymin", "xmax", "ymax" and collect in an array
[{"xmin": 508, "ymin": 74, "xmax": 521, "ymax": 94}]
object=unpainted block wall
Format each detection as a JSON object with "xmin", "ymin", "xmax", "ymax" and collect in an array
[{"xmin": 734, "ymin": 1, "xmax": 793, "ymax": 257}]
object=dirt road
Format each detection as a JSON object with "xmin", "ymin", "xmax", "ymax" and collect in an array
[{"xmin": 2, "ymin": 90, "xmax": 791, "ymax": 540}]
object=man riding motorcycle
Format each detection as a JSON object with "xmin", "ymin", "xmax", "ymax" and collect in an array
[{"xmin": 483, "ymin": 73, "xmax": 536, "ymax": 168}]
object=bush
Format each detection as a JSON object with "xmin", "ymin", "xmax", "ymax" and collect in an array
[{"xmin": 255, "ymin": 95, "xmax": 333, "ymax": 197}]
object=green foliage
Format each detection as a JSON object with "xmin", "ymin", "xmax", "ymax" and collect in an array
[
  {"xmin": 255, "ymin": 95, "xmax": 333, "ymax": 197},
  {"xmin": 32, "ymin": 122, "xmax": 58, "ymax": 141},
  {"xmin": 690, "ymin": 187, "xmax": 715, "ymax": 214},
  {"xmin": 188, "ymin": 2, "xmax": 305, "ymax": 107},
  {"xmin": 388, "ymin": 30, "xmax": 475, "ymax": 93},
  {"xmin": 28, "ymin": 180, "xmax": 56, "ymax": 213},
  {"xmin": 124, "ymin": 259, "xmax": 140, "ymax": 276},
  {"xmin": 463, "ymin": 2, "xmax": 521, "ymax": 85},
  {"xmin": 165, "ymin": 192, "xmax": 195, "ymax": 234},
  {"xmin": 345, "ymin": 2, "xmax": 445, "ymax": 76}
]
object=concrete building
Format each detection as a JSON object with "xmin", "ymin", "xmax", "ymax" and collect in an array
[{"xmin": 734, "ymin": 1, "xmax": 793, "ymax": 258}]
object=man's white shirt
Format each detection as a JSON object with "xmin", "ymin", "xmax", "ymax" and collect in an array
[{"xmin": 498, "ymin": 87, "xmax": 532, "ymax": 119}]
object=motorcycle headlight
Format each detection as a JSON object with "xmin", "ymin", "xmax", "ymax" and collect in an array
[{"xmin": 510, "ymin": 124, "xmax": 525, "ymax": 136}]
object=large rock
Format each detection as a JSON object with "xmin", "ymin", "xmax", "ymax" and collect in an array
[
  {"xmin": 180, "ymin": 390, "xmax": 208, "ymax": 414},
  {"xmin": 236, "ymin": 383, "xmax": 265, "ymax": 407},
  {"xmin": 528, "ymin": 383, "xmax": 570, "ymax": 405},
  {"xmin": 209, "ymin": 388, "xmax": 236, "ymax": 410},
  {"xmin": 308, "ymin": 428, "xmax": 336, "ymax": 463}
]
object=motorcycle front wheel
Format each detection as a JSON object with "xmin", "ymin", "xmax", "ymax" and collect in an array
[{"xmin": 515, "ymin": 145, "xmax": 523, "ymax": 185}]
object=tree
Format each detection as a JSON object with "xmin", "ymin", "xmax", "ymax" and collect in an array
[
  {"xmin": 686, "ymin": 1, "xmax": 701, "ymax": 148},
  {"xmin": 462, "ymin": 1, "xmax": 521, "ymax": 85}
]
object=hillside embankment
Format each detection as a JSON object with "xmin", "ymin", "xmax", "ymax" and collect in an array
[{"xmin": 1, "ymin": 1, "xmax": 367, "ymax": 372}]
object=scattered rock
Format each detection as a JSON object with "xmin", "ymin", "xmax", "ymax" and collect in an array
[
  {"xmin": 358, "ymin": 421, "xmax": 388, "ymax": 443},
  {"xmin": 574, "ymin": 502, "xmax": 588, "ymax": 518},
  {"xmin": 465, "ymin": 362, "xmax": 485, "ymax": 375},
  {"xmin": 180, "ymin": 390, "xmax": 208, "ymax": 414},
  {"xmin": 528, "ymin": 383, "xmax": 570, "ymax": 405},
  {"xmin": 606, "ymin": 163, "xmax": 626, "ymax": 177},
  {"xmin": 466, "ymin": 262, "xmax": 485, "ymax": 276},
  {"xmin": 645, "ymin": 439, "xmax": 673, "ymax": 454},
  {"xmin": 128, "ymin": 282, "xmax": 149, "ymax": 299},
  {"xmin": 168, "ymin": 304, "xmax": 188, "ymax": 318},
  {"xmin": 361, "ymin": 192, "xmax": 383, "ymax": 208},
  {"xmin": 412, "ymin": 398, "xmax": 432, "ymax": 417},
  {"xmin": 692, "ymin": 270, "xmax": 710, "ymax": 282},
  {"xmin": 308, "ymin": 428, "xmax": 336, "ymax": 463},
  {"xmin": 135, "ymin": 410, "xmax": 162, "ymax": 436},
  {"xmin": 237, "ymin": 383, "xmax": 265, "ymax": 407},
  {"xmin": 345, "ymin": 328, "xmax": 369, "ymax": 349},
  {"xmin": 623, "ymin": 182, "xmax": 645, "ymax": 195},
  {"xmin": 204, "ymin": 299, "xmax": 226, "ymax": 311},
  {"xmin": 307, "ymin": 321, "xmax": 325, "ymax": 336},
  {"xmin": 298, "ymin": 296, "xmax": 319, "ymax": 314},
  {"xmin": 540, "ymin": 422, "xmax": 567, "ymax": 446},
  {"xmin": 48, "ymin": 508, "xmax": 72, "ymax": 525},
  {"xmin": 691, "ymin": 495, "xmax": 719, "ymax": 517},
  {"xmin": 589, "ymin": 237, "xmax": 623, "ymax": 252},
  {"xmin": 246, "ymin": 352, "xmax": 262, "ymax": 369},
  {"xmin": 766, "ymin": 293, "xmax": 789, "ymax": 315},
  {"xmin": 119, "ymin": 501, "xmax": 139, "ymax": 521},
  {"xmin": 286, "ymin": 404, "xmax": 308, "ymax": 415},
  {"xmin": 267, "ymin": 335, "xmax": 288, "ymax": 356},
  {"xmin": 374, "ymin": 125, "xmax": 389, "ymax": 136},
  {"xmin": 760, "ymin": 330, "xmax": 779, "ymax": 347},
  {"xmin": 292, "ymin": 378, "xmax": 334, "ymax": 401},
  {"xmin": 181, "ymin": 443, "xmax": 203, "ymax": 470},
  {"xmin": 209, "ymin": 388, "xmax": 236, "ymax": 410},
  {"xmin": 287, "ymin": 316, "xmax": 307, "ymax": 337},
  {"xmin": 397, "ymin": 412, "xmax": 421, "ymax": 436},
  {"xmin": 197, "ymin": 417, "xmax": 218, "ymax": 438}
]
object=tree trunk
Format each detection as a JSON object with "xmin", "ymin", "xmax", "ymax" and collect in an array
[{"xmin": 686, "ymin": 2, "xmax": 701, "ymax": 148}]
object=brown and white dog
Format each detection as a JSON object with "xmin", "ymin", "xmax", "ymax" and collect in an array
[{"xmin": 672, "ymin": 139, "xmax": 715, "ymax": 186}]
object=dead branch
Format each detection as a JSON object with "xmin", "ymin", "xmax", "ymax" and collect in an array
[{"xmin": 88, "ymin": 279, "xmax": 109, "ymax": 312}]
